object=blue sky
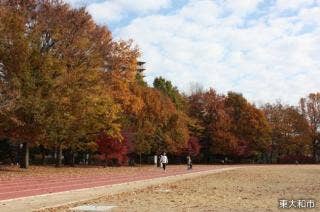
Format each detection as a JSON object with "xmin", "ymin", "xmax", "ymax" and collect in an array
[{"xmin": 65, "ymin": 0, "xmax": 320, "ymax": 105}]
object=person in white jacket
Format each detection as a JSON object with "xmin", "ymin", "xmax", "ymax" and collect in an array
[{"xmin": 160, "ymin": 152, "xmax": 168, "ymax": 171}]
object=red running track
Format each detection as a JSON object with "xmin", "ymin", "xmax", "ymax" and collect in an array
[{"xmin": 0, "ymin": 165, "xmax": 229, "ymax": 201}]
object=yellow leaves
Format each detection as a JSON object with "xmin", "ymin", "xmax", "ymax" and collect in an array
[
  {"xmin": 105, "ymin": 78, "xmax": 144, "ymax": 116},
  {"xmin": 130, "ymin": 84, "xmax": 190, "ymax": 154},
  {"xmin": 0, "ymin": 0, "xmax": 192, "ymax": 158},
  {"xmin": 86, "ymin": 140, "xmax": 98, "ymax": 152},
  {"xmin": 0, "ymin": 1, "xmax": 129, "ymax": 150}
]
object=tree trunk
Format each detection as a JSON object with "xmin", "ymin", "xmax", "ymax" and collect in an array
[
  {"xmin": 41, "ymin": 145, "xmax": 46, "ymax": 165},
  {"xmin": 139, "ymin": 153, "xmax": 142, "ymax": 167},
  {"xmin": 104, "ymin": 153, "xmax": 107, "ymax": 167},
  {"xmin": 87, "ymin": 154, "xmax": 91, "ymax": 165},
  {"xmin": 313, "ymin": 139, "xmax": 317, "ymax": 162},
  {"xmin": 55, "ymin": 144, "xmax": 63, "ymax": 167},
  {"xmin": 20, "ymin": 142, "xmax": 29, "ymax": 169},
  {"xmin": 54, "ymin": 144, "xmax": 57, "ymax": 160},
  {"xmin": 71, "ymin": 152, "xmax": 75, "ymax": 167},
  {"xmin": 269, "ymin": 142, "xmax": 274, "ymax": 164}
]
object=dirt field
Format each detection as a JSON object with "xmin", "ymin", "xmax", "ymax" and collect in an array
[{"xmin": 46, "ymin": 165, "xmax": 320, "ymax": 212}]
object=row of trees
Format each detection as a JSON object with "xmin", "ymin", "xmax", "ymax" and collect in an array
[
  {"xmin": 189, "ymin": 89, "xmax": 319, "ymax": 163},
  {"xmin": 0, "ymin": 0, "xmax": 193, "ymax": 168},
  {"xmin": 0, "ymin": 1, "xmax": 319, "ymax": 168}
]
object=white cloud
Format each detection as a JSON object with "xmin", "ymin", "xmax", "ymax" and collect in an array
[
  {"xmin": 116, "ymin": 0, "xmax": 171, "ymax": 13},
  {"xmin": 64, "ymin": 0, "xmax": 94, "ymax": 8},
  {"xmin": 115, "ymin": 0, "xmax": 320, "ymax": 105},
  {"xmin": 87, "ymin": 1, "xmax": 123, "ymax": 22},
  {"xmin": 178, "ymin": 0, "xmax": 219, "ymax": 26},
  {"xmin": 66, "ymin": 0, "xmax": 320, "ymax": 105},
  {"xmin": 224, "ymin": 0, "xmax": 262, "ymax": 16},
  {"xmin": 84, "ymin": 0, "xmax": 171, "ymax": 23},
  {"xmin": 275, "ymin": 0, "xmax": 315, "ymax": 12}
]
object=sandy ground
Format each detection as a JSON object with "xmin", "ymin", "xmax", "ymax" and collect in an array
[{"xmin": 45, "ymin": 165, "xmax": 320, "ymax": 212}]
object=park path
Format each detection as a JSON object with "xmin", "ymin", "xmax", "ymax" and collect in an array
[{"xmin": 0, "ymin": 165, "xmax": 243, "ymax": 211}]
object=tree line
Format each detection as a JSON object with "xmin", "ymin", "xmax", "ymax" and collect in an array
[{"xmin": 0, "ymin": 0, "xmax": 319, "ymax": 168}]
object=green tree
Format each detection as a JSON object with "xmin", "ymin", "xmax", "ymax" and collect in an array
[{"xmin": 153, "ymin": 77, "xmax": 186, "ymax": 110}]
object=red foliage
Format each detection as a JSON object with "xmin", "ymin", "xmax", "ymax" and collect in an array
[
  {"xmin": 232, "ymin": 139, "xmax": 251, "ymax": 158},
  {"xmin": 188, "ymin": 136, "xmax": 201, "ymax": 156},
  {"xmin": 96, "ymin": 133, "xmax": 128, "ymax": 165},
  {"xmin": 121, "ymin": 129, "xmax": 135, "ymax": 154}
]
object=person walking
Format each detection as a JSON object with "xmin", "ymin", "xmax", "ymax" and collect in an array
[
  {"xmin": 160, "ymin": 152, "xmax": 168, "ymax": 172},
  {"xmin": 187, "ymin": 155, "xmax": 192, "ymax": 170}
]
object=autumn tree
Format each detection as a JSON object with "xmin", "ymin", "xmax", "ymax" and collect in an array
[
  {"xmin": 132, "ymin": 86, "xmax": 189, "ymax": 156},
  {"xmin": 0, "ymin": 0, "xmax": 51, "ymax": 168},
  {"xmin": 263, "ymin": 103, "xmax": 312, "ymax": 163},
  {"xmin": 188, "ymin": 89, "xmax": 238, "ymax": 161},
  {"xmin": 103, "ymin": 40, "xmax": 143, "ymax": 118},
  {"xmin": 153, "ymin": 77, "xmax": 204, "ymax": 159},
  {"xmin": 225, "ymin": 92, "xmax": 271, "ymax": 160},
  {"xmin": 0, "ymin": 0, "xmax": 124, "ymax": 167},
  {"xmin": 35, "ymin": 1, "xmax": 125, "ymax": 167},
  {"xmin": 97, "ymin": 133, "xmax": 128, "ymax": 166},
  {"xmin": 187, "ymin": 136, "xmax": 201, "ymax": 157},
  {"xmin": 299, "ymin": 93, "xmax": 320, "ymax": 162}
]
